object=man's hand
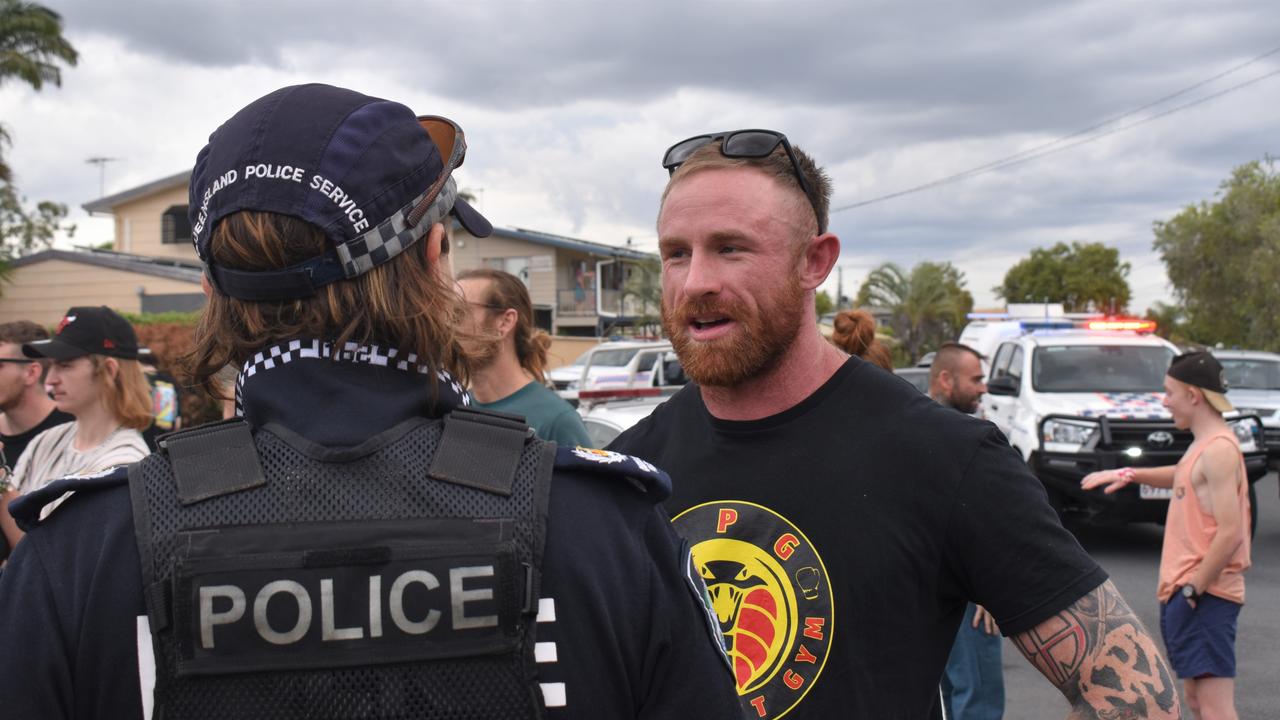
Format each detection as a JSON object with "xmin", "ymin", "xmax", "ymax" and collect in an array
[
  {"xmin": 972, "ymin": 604, "xmax": 999, "ymax": 635},
  {"xmin": 1080, "ymin": 468, "xmax": 1133, "ymax": 494},
  {"xmin": 1012, "ymin": 580, "xmax": 1181, "ymax": 719}
]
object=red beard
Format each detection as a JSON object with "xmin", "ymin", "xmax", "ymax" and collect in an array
[{"xmin": 663, "ymin": 278, "xmax": 806, "ymax": 388}]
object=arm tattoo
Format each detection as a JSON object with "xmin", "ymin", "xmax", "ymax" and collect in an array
[{"xmin": 1012, "ymin": 580, "xmax": 1181, "ymax": 719}]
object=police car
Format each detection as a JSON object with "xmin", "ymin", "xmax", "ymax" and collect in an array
[
  {"xmin": 1213, "ymin": 349, "xmax": 1280, "ymax": 467},
  {"xmin": 576, "ymin": 350, "xmax": 688, "ymax": 446},
  {"xmin": 969, "ymin": 314, "xmax": 1268, "ymax": 526},
  {"xmin": 548, "ymin": 340, "xmax": 673, "ymax": 403}
]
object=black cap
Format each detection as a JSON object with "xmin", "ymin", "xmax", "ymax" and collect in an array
[
  {"xmin": 1167, "ymin": 351, "xmax": 1233, "ymax": 413},
  {"xmin": 23, "ymin": 306, "xmax": 139, "ymax": 361},
  {"xmin": 189, "ymin": 83, "xmax": 492, "ymax": 302}
]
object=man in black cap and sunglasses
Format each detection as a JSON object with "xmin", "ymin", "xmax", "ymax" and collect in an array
[
  {"xmin": 608, "ymin": 131, "xmax": 1180, "ymax": 718},
  {"xmin": 0, "ymin": 84, "xmax": 742, "ymax": 720}
]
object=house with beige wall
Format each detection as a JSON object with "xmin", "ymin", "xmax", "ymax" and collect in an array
[{"xmin": 0, "ymin": 171, "xmax": 657, "ymax": 336}]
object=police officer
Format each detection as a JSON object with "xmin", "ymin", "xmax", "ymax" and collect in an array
[{"xmin": 0, "ymin": 84, "xmax": 742, "ymax": 720}]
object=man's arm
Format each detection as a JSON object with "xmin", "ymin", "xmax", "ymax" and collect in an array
[
  {"xmin": 1081, "ymin": 465, "xmax": 1176, "ymax": 493},
  {"xmin": 1185, "ymin": 441, "xmax": 1246, "ymax": 601},
  {"xmin": 1012, "ymin": 580, "xmax": 1180, "ymax": 719}
]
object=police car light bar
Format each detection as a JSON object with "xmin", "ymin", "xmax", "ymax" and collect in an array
[
  {"xmin": 576, "ymin": 387, "xmax": 663, "ymax": 401},
  {"xmin": 1086, "ymin": 319, "xmax": 1157, "ymax": 333}
]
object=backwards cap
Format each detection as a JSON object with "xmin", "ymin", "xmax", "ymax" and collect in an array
[
  {"xmin": 188, "ymin": 83, "xmax": 492, "ymax": 301},
  {"xmin": 1167, "ymin": 351, "xmax": 1234, "ymax": 413}
]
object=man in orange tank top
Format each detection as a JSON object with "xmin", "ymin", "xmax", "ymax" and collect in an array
[{"xmin": 1083, "ymin": 351, "xmax": 1251, "ymax": 720}]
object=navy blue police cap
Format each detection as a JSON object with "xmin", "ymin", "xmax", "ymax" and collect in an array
[{"xmin": 188, "ymin": 83, "xmax": 492, "ymax": 301}]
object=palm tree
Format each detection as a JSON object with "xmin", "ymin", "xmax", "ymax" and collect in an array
[
  {"xmin": 856, "ymin": 261, "xmax": 973, "ymax": 361},
  {"xmin": 0, "ymin": 0, "xmax": 77, "ymax": 181},
  {"xmin": 0, "ymin": 0, "xmax": 77, "ymax": 91}
]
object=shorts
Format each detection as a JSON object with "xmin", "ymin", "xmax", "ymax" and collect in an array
[{"xmin": 1159, "ymin": 592, "xmax": 1241, "ymax": 679}]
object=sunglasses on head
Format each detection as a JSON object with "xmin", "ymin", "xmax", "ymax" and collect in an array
[
  {"xmin": 406, "ymin": 115, "xmax": 468, "ymax": 227},
  {"xmin": 661, "ymin": 129, "xmax": 822, "ymax": 232}
]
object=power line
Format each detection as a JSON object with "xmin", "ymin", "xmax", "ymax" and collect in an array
[{"xmin": 832, "ymin": 45, "xmax": 1280, "ymax": 213}]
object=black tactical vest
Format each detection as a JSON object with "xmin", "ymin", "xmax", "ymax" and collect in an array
[{"xmin": 129, "ymin": 410, "xmax": 553, "ymax": 720}]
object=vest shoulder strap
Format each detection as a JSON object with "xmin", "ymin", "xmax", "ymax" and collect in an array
[
  {"xmin": 159, "ymin": 419, "xmax": 267, "ymax": 505},
  {"xmin": 429, "ymin": 408, "xmax": 533, "ymax": 496}
]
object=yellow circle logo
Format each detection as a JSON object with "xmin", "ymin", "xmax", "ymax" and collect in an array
[{"xmin": 674, "ymin": 502, "xmax": 832, "ymax": 718}]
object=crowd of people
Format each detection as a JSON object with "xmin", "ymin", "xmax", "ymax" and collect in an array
[{"xmin": 0, "ymin": 81, "xmax": 1252, "ymax": 720}]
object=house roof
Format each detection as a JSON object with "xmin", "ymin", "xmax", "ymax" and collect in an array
[
  {"xmin": 9, "ymin": 247, "xmax": 203, "ymax": 284},
  {"xmin": 82, "ymin": 170, "xmax": 191, "ymax": 214},
  {"xmin": 79, "ymin": 170, "xmax": 655, "ymax": 262},
  {"xmin": 495, "ymin": 227, "xmax": 653, "ymax": 261}
]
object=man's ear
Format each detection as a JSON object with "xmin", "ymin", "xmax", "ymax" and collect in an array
[
  {"xmin": 495, "ymin": 308, "xmax": 519, "ymax": 339},
  {"xmin": 23, "ymin": 360, "xmax": 42, "ymax": 387},
  {"xmin": 798, "ymin": 232, "xmax": 841, "ymax": 292}
]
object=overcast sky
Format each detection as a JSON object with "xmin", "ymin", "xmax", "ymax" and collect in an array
[{"xmin": 3, "ymin": 0, "xmax": 1278, "ymax": 312}]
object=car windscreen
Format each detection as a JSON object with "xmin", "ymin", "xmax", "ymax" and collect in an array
[
  {"xmin": 1220, "ymin": 358, "xmax": 1280, "ymax": 390},
  {"xmin": 1032, "ymin": 345, "xmax": 1174, "ymax": 393},
  {"xmin": 588, "ymin": 348, "xmax": 641, "ymax": 367}
]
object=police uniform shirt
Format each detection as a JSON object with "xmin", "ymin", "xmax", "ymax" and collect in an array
[{"xmin": 0, "ymin": 341, "xmax": 742, "ymax": 720}]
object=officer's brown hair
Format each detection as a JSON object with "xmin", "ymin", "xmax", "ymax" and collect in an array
[
  {"xmin": 456, "ymin": 267, "xmax": 552, "ymax": 382},
  {"xmin": 182, "ymin": 210, "xmax": 472, "ymax": 398}
]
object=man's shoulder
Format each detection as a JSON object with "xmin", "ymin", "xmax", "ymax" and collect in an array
[{"xmin": 552, "ymin": 444, "xmax": 671, "ymax": 503}]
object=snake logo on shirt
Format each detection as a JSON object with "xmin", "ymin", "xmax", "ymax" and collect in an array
[{"xmin": 673, "ymin": 501, "xmax": 832, "ymax": 719}]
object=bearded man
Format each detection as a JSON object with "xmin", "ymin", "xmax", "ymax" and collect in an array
[{"xmin": 607, "ymin": 130, "xmax": 1181, "ymax": 719}]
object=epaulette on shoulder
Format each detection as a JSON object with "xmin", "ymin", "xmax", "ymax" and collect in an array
[
  {"xmin": 10, "ymin": 464, "xmax": 130, "ymax": 531},
  {"xmin": 554, "ymin": 445, "xmax": 672, "ymax": 502}
]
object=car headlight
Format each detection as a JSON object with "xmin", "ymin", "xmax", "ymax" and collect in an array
[
  {"xmin": 1228, "ymin": 416, "xmax": 1261, "ymax": 453},
  {"xmin": 1042, "ymin": 418, "xmax": 1100, "ymax": 453}
]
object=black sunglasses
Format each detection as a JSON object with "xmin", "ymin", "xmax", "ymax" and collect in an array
[
  {"xmin": 661, "ymin": 129, "xmax": 822, "ymax": 232},
  {"xmin": 0, "ymin": 358, "xmax": 36, "ymax": 364}
]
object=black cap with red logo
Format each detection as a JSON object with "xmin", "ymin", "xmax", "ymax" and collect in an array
[{"xmin": 22, "ymin": 306, "xmax": 139, "ymax": 361}]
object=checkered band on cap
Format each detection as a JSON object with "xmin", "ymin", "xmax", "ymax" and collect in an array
[{"xmin": 336, "ymin": 177, "xmax": 459, "ymax": 278}]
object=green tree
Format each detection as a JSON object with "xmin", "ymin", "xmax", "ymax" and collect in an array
[
  {"xmin": 814, "ymin": 290, "xmax": 834, "ymax": 317},
  {"xmin": 0, "ymin": 0, "xmax": 77, "ymax": 182},
  {"xmin": 1152, "ymin": 158, "xmax": 1280, "ymax": 351},
  {"xmin": 996, "ymin": 241, "xmax": 1131, "ymax": 313},
  {"xmin": 855, "ymin": 261, "xmax": 973, "ymax": 362},
  {"xmin": 0, "ymin": 181, "xmax": 73, "ymax": 264},
  {"xmin": 0, "ymin": 0, "xmax": 75, "ymax": 90},
  {"xmin": 620, "ymin": 256, "xmax": 662, "ymax": 337}
]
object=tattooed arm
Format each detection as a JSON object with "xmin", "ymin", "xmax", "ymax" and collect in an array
[{"xmin": 1012, "ymin": 580, "xmax": 1181, "ymax": 719}]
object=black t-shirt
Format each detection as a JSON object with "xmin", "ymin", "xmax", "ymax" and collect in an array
[
  {"xmin": 609, "ymin": 357, "xmax": 1106, "ymax": 720},
  {"xmin": 1, "ymin": 408, "xmax": 74, "ymax": 469}
]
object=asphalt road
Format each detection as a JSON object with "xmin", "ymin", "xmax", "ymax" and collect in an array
[{"xmin": 1000, "ymin": 471, "xmax": 1279, "ymax": 719}]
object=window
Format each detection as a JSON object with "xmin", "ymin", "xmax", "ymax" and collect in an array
[
  {"xmin": 483, "ymin": 257, "xmax": 530, "ymax": 285},
  {"xmin": 1007, "ymin": 346, "xmax": 1024, "ymax": 382},
  {"xmin": 991, "ymin": 343, "xmax": 1015, "ymax": 378},
  {"xmin": 1031, "ymin": 345, "xmax": 1174, "ymax": 393},
  {"xmin": 161, "ymin": 205, "xmax": 192, "ymax": 245}
]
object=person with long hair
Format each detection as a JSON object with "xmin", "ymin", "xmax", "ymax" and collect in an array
[
  {"xmin": 0, "ymin": 306, "xmax": 150, "ymax": 548},
  {"xmin": 830, "ymin": 309, "xmax": 893, "ymax": 370},
  {"xmin": 0, "ymin": 84, "xmax": 740, "ymax": 720},
  {"xmin": 458, "ymin": 268, "xmax": 590, "ymax": 446}
]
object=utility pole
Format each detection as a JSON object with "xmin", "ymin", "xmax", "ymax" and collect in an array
[{"xmin": 85, "ymin": 157, "xmax": 120, "ymax": 197}]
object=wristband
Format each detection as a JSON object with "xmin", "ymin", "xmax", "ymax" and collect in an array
[{"xmin": 1117, "ymin": 467, "xmax": 1136, "ymax": 483}]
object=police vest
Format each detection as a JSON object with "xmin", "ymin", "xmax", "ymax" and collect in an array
[{"xmin": 129, "ymin": 409, "xmax": 553, "ymax": 720}]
